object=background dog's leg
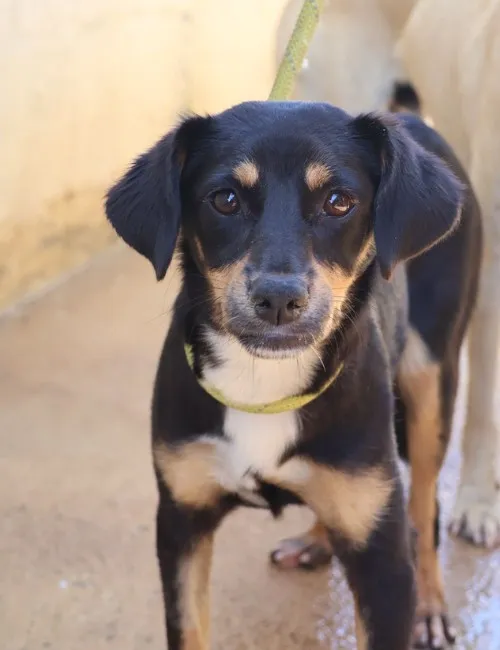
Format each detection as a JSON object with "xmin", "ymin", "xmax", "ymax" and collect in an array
[
  {"xmin": 452, "ymin": 310, "xmax": 500, "ymax": 547},
  {"xmin": 399, "ymin": 331, "xmax": 458, "ymax": 648},
  {"xmin": 156, "ymin": 495, "xmax": 226, "ymax": 650},
  {"xmin": 450, "ymin": 132, "xmax": 500, "ymax": 548}
]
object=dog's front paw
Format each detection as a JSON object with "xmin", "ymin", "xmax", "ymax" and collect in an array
[
  {"xmin": 412, "ymin": 546, "xmax": 455, "ymax": 648},
  {"xmin": 448, "ymin": 485, "xmax": 500, "ymax": 549}
]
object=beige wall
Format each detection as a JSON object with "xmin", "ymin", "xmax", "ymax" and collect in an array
[
  {"xmin": 0, "ymin": 0, "xmax": 287, "ymax": 308},
  {"xmin": 277, "ymin": 0, "xmax": 416, "ymax": 114}
]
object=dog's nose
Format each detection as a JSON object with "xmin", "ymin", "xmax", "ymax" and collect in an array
[{"xmin": 251, "ymin": 275, "xmax": 309, "ymax": 326}]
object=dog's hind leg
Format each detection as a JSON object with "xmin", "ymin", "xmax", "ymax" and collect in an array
[
  {"xmin": 398, "ymin": 328, "xmax": 459, "ymax": 649},
  {"xmin": 269, "ymin": 518, "xmax": 333, "ymax": 570}
]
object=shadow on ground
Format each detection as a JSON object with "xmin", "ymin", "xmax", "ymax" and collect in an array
[{"xmin": 1, "ymin": 247, "xmax": 498, "ymax": 649}]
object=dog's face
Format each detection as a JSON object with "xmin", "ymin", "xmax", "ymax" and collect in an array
[
  {"xmin": 178, "ymin": 104, "xmax": 379, "ymax": 357},
  {"xmin": 106, "ymin": 101, "xmax": 463, "ymax": 358}
]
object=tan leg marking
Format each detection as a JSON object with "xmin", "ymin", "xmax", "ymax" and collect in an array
[
  {"xmin": 354, "ymin": 601, "xmax": 369, "ymax": 650},
  {"xmin": 233, "ymin": 159, "xmax": 259, "ymax": 187},
  {"xmin": 305, "ymin": 162, "xmax": 331, "ymax": 191},
  {"xmin": 274, "ymin": 460, "xmax": 393, "ymax": 548},
  {"xmin": 179, "ymin": 535, "xmax": 214, "ymax": 650},
  {"xmin": 153, "ymin": 441, "xmax": 222, "ymax": 509},
  {"xmin": 398, "ymin": 328, "xmax": 445, "ymax": 616}
]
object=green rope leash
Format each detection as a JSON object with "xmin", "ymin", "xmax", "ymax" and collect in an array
[{"xmin": 269, "ymin": 0, "xmax": 325, "ymax": 101}]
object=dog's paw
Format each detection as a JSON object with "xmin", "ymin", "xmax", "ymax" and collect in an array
[
  {"xmin": 413, "ymin": 547, "xmax": 454, "ymax": 648},
  {"xmin": 448, "ymin": 485, "xmax": 500, "ymax": 549},
  {"xmin": 413, "ymin": 613, "xmax": 456, "ymax": 649},
  {"xmin": 269, "ymin": 532, "xmax": 333, "ymax": 570}
]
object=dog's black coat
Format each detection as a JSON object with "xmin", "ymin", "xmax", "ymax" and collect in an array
[{"xmin": 106, "ymin": 101, "xmax": 482, "ymax": 650}]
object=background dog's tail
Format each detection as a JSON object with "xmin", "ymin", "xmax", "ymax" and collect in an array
[{"xmin": 388, "ymin": 81, "xmax": 422, "ymax": 115}]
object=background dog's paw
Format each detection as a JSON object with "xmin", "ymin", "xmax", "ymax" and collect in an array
[{"xmin": 448, "ymin": 486, "xmax": 500, "ymax": 548}]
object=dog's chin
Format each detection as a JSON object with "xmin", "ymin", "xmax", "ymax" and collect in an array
[
  {"xmin": 245, "ymin": 345, "xmax": 308, "ymax": 360},
  {"xmin": 236, "ymin": 332, "xmax": 316, "ymax": 360}
]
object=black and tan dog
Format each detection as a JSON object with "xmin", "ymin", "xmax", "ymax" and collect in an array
[{"xmin": 105, "ymin": 100, "xmax": 481, "ymax": 650}]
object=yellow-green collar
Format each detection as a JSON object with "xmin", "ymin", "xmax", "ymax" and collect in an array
[{"xmin": 184, "ymin": 343, "xmax": 343, "ymax": 415}]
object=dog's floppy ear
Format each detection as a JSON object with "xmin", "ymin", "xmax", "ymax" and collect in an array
[
  {"xmin": 352, "ymin": 114, "xmax": 464, "ymax": 279},
  {"xmin": 105, "ymin": 116, "xmax": 206, "ymax": 280}
]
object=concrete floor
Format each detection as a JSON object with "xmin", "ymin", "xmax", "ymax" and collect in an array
[{"xmin": 1, "ymin": 246, "xmax": 499, "ymax": 650}]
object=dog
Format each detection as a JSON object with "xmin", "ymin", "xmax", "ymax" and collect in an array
[{"xmin": 105, "ymin": 100, "xmax": 481, "ymax": 649}]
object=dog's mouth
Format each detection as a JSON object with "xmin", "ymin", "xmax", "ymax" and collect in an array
[
  {"xmin": 223, "ymin": 292, "xmax": 332, "ymax": 359},
  {"xmin": 235, "ymin": 329, "xmax": 318, "ymax": 359}
]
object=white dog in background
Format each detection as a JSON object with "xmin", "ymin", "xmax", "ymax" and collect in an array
[{"xmin": 277, "ymin": 0, "xmax": 500, "ymax": 548}]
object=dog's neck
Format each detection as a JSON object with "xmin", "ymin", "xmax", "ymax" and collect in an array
[{"xmin": 197, "ymin": 328, "xmax": 321, "ymax": 406}]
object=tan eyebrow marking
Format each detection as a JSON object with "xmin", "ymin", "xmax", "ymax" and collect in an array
[
  {"xmin": 305, "ymin": 162, "xmax": 331, "ymax": 191},
  {"xmin": 233, "ymin": 159, "xmax": 259, "ymax": 187}
]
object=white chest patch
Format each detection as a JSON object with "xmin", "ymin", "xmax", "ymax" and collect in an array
[
  {"xmin": 202, "ymin": 330, "xmax": 319, "ymax": 404},
  {"xmin": 201, "ymin": 330, "xmax": 319, "ymax": 504},
  {"xmin": 216, "ymin": 409, "xmax": 300, "ymax": 503}
]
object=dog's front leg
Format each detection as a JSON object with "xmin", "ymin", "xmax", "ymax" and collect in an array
[
  {"xmin": 450, "ymin": 263, "xmax": 500, "ymax": 548},
  {"xmin": 156, "ymin": 491, "xmax": 229, "ymax": 650},
  {"xmin": 153, "ymin": 438, "xmax": 232, "ymax": 649},
  {"xmin": 336, "ymin": 487, "xmax": 417, "ymax": 650},
  {"xmin": 276, "ymin": 458, "xmax": 416, "ymax": 649}
]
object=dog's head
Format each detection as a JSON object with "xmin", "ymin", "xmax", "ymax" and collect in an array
[{"xmin": 106, "ymin": 101, "xmax": 462, "ymax": 358}]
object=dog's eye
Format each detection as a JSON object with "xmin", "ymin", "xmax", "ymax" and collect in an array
[
  {"xmin": 211, "ymin": 190, "xmax": 240, "ymax": 215},
  {"xmin": 323, "ymin": 191, "xmax": 354, "ymax": 217}
]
